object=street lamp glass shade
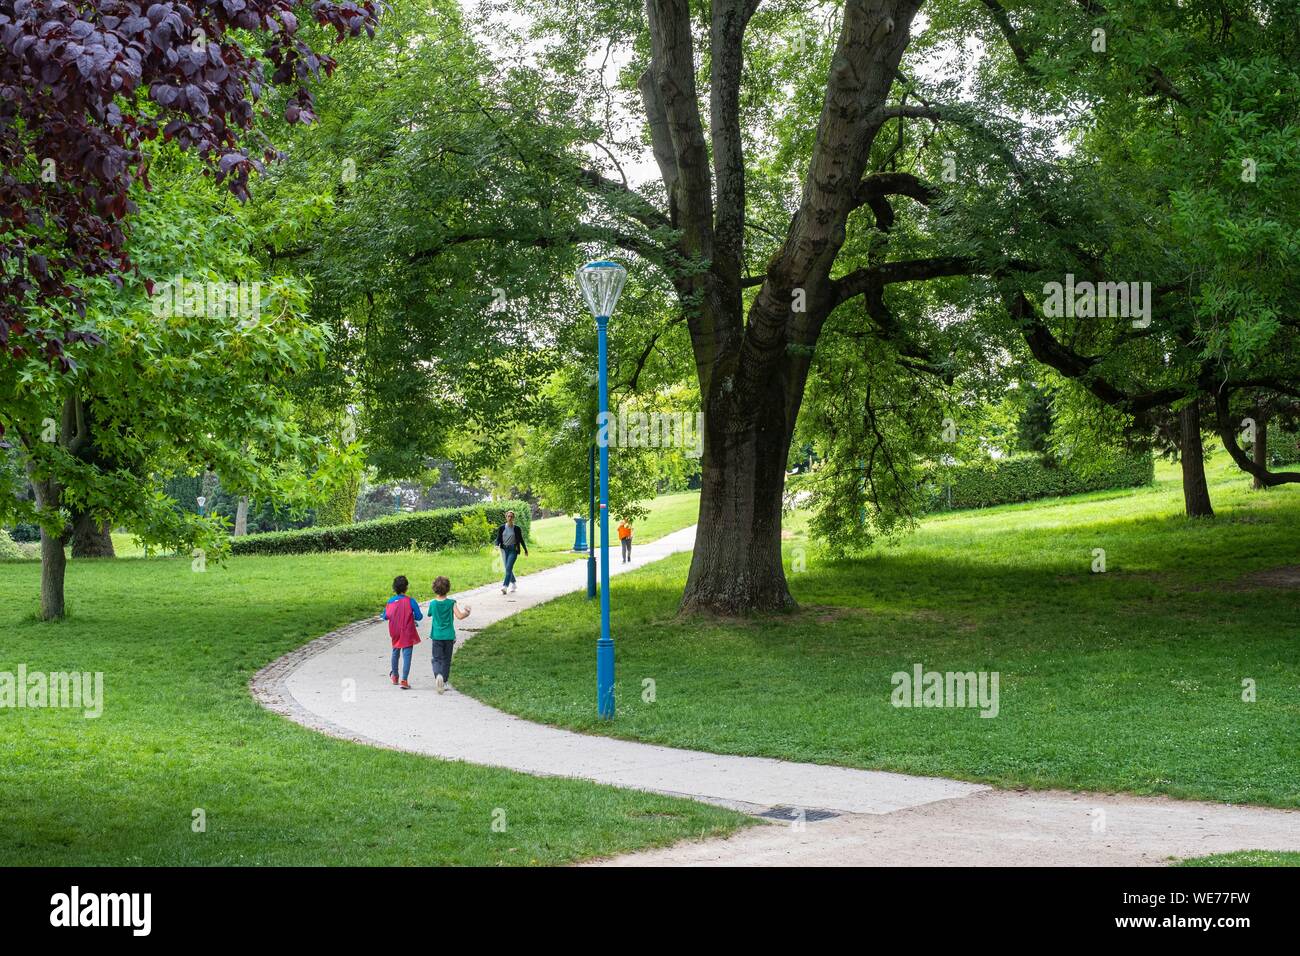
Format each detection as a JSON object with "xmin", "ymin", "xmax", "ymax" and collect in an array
[{"xmin": 576, "ymin": 260, "xmax": 628, "ymax": 319}]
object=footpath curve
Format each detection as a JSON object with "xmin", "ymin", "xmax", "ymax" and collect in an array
[{"xmin": 251, "ymin": 525, "xmax": 1300, "ymax": 866}]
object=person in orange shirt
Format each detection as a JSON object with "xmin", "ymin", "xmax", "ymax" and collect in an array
[{"xmin": 617, "ymin": 519, "xmax": 633, "ymax": 563}]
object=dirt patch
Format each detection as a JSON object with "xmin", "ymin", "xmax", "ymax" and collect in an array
[
  {"xmin": 1236, "ymin": 565, "xmax": 1300, "ymax": 590},
  {"xmin": 804, "ymin": 605, "xmax": 869, "ymax": 624}
]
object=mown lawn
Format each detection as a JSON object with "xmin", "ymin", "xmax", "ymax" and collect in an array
[
  {"xmin": 1177, "ymin": 851, "xmax": 1300, "ymax": 867},
  {"xmin": 456, "ymin": 455, "xmax": 1300, "ymax": 808},
  {"xmin": 0, "ymin": 494, "xmax": 741, "ymax": 866}
]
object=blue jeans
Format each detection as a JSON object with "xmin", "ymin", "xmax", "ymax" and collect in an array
[
  {"xmin": 502, "ymin": 548, "xmax": 519, "ymax": 587},
  {"xmin": 431, "ymin": 640, "xmax": 454, "ymax": 682},
  {"xmin": 390, "ymin": 646, "xmax": 413, "ymax": 680}
]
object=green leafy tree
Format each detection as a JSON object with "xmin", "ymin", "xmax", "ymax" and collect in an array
[{"xmin": 0, "ymin": 148, "xmax": 358, "ymax": 619}]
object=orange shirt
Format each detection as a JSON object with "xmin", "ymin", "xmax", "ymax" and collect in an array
[{"xmin": 617, "ymin": 522, "xmax": 632, "ymax": 540}]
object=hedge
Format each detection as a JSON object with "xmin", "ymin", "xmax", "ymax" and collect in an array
[
  {"xmin": 7, "ymin": 522, "xmax": 40, "ymax": 543},
  {"xmin": 230, "ymin": 500, "xmax": 531, "ymax": 556},
  {"xmin": 931, "ymin": 452, "xmax": 1154, "ymax": 511},
  {"xmin": 1269, "ymin": 430, "xmax": 1300, "ymax": 466},
  {"xmin": 0, "ymin": 529, "xmax": 22, "ymax": 560}
]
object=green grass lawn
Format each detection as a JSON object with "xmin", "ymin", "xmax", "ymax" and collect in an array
[
  {"xmin": 528, "ymin": 490, "xmax": 700, "ymax": 553},
  {"xmin": 455, "ymin": 454, "xmax": 1300, "ymax": 808},
  {"xmin": 0, "ymin": 492, "xmax": 741, "ymax": 865},
  {"xmin": 1176, "ymin": 851, "xmax": 1300, "ymax": 866}
]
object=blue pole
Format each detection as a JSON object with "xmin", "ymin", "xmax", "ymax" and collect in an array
[
  {"xmin": 587, "ymin": 442, "xmax": 597, "ymax": 599},
  {"xmin": 596, "ymin": 314, "xmax": 614, "ymax": 719}
]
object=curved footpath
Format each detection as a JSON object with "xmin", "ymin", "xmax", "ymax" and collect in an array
[{"xmin": 252, "ymin": 526, "xmax": 1300, "ymax": 866}]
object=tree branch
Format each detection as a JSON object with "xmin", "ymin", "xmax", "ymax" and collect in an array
[
  {"xmin": 832, "ymin": 255, "xmax": 978, "ymax": 306},
  {"xmin": 1005, "ymin": 289, "xmax": 1184, "ymax": 414},
  {"xmin": 979, "ymin": 0, "xmax": 1038, "ymax": 75},
  {"xmin": 619, "ymin": 313, "xmax": 686, "ymax": 392},
  {"xmin": 407, "ymin": 229, "xmax": 667, "ymax": 269},
  {"xmin": 576, "ymin": 167, "xmax": 672, "ymax": 231},
  {"xmin": 852, "ymin": 169, "xmax": 940, "ymax": 231},
  {"xmin": 646, "ymin": 0, "xmax": 715, "ymax": 258},
  {"xmin": 1213, "ymin": 385, "xmax": 1300, "ymax": 485},
  {"xmin": 710, "ymin": 0, "xmax": 759, "ymax": 293}
]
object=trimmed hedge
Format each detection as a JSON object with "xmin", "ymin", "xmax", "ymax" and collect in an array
[
  {"xmin": 7, "ymin": 522, "xmax": 40, "ymax": 543},
  {"xmin": 1270, "ymin": 430, "xmax": 1300, "ymax": 466},
  {"xmin": 0, "ymin": 529, "xmax": 22, "ymax": 560},
  {"xmin": 932, "ymin": 452, "xmax": 1154, "ymax": 511},
  {"xmin": 230, "ymin": 500, "xmax": 531, "ymax": 556}
]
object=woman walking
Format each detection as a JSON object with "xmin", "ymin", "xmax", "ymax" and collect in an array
[{"xmin": 493, "ymin": 510, "xmax": 529, "ymax": 594}]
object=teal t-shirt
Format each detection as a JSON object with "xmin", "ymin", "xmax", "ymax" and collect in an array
[{"xmin": 428, "ymin": 598, "xmax": 457, "ymax": 641}]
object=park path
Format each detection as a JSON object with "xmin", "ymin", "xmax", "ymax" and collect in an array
[{"xmin": 251, "ymin": 525, "xmax": 1300, "ymax": 867}]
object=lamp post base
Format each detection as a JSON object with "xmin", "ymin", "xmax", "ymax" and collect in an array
[
  {"xmin": 596, "ymin": 638, "xmax": 615, "ymax": 719},
  {"xmin": 587, "ymin": 555, "xmax": 597, "ymax": 599}
]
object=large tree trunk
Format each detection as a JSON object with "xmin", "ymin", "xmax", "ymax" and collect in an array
[
  {"xmin": 681, "ymin": 390, "xmax": 795, "ymax": 615},
  {"xmin": 39, "ymin": 526, "xmax": 69, "ymax": 620},
  {"xmin": 24, "ymin": 396, "xmax": 92, "ymax": 619},
  {"xmin": 645, "ymin": 0, "xmax": 920, "ymax": 615},
  {"xmin": 1252, "ymin": 413, "xmax": 1268, "ymax": 491},
  {"xmin": 1179, "ymin": 402, "xmax": 1214, "ymax": 517},
  {"xmin": 27, "ymin": 474, "xmax": 70, "ymax": 620},
  {"xmin": 70, "ymin": 511, "xmax": 115, "ymax": 558},
  {"xmin": 234, "ymin": 496, "xmax": 250, "ymax": 536}
]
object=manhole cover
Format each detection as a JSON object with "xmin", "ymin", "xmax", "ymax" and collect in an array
[{"xmin": 757, "ymin": 806, "xmax": 840, "ymax": 822}]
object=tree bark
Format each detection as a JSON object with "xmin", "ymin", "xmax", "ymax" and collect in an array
[
  {"xmin": 70, "ymin": 511, "xmax": 115, "ymax": 558},
  {"xmin": 681, "ymin": 381, "xmax": 797, "ymax": 615},
  {"xmin": 1252, "ymin": 413, "xmax": 1268, "ymax": 491},
  {"xmin": 234, "ymin": 496, "xmax": 250, "ymax": 536},
  {"xmin": 23, "ymin": 396, "xmax": 92, "ymax": 620},
  {"xmin": 1179, "ymin": 402, "xmax": 1214, "ymax": 517},
  {"xmin": 39, "ymin": 526, "xmax": 69, "ymax": 620},
  {"xmin": 27, "ymin": 474, "xmax": 70, "ymax": 620}
]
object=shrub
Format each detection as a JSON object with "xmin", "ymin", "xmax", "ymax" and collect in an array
[
  {"xmin": 449, "ymin": 510, "xmax": 493, "ymax": 551},
  {"xmin": 0, "ymin": 529, "xmax": 22, "ymax": 560},
  {"xmin": 931, "ymin": 452, "xmax": 1154, "ymax": 511},
  {"xmin": 7, "ymin": 523, "xmax": 40, "ymax": 543},
  {"xmin": 1270, "ymin": 430, "xmax": 1300, "ymax": 466},
  {"xmin": 230, "ymin": 500, "xmax": 530, "ymax": 556},
  {"xmin": 314, "ymin": 470, "xmax": 362, "ymax": 527}
]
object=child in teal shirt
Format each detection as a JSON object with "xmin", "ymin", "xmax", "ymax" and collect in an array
[{"xmin": 428, "ymin": 576, "xmax": 471, "ymax": 694}]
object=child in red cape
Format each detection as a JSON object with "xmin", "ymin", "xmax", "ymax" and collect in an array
[{"xmin": 382, "ymin": 575, "xmax": 423, "ymax": 689}]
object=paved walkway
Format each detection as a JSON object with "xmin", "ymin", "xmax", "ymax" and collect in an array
[{"xmin": 251, "ymin": 525, "xmax": 1300, "ymax": 866}]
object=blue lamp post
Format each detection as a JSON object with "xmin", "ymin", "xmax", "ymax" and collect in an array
[
  {"xmin": 587, "ymin": 443, "xmax": 597, "ymax": 599},
  {"xmin": 577, "ymin": 259, "xmax": 627, "ymax": 720}
]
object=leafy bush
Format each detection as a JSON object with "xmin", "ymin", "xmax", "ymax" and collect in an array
[
  {"xmin": 931, "ymin": 452, "xmax": 1154, "ymax": 511},
  {"xmin": 449, "ymin": 510, "xmax": 493, "ymax": 551},
  {"xmin": 1270, "ymin": 430, "xmax": 1300, "ymax": 466},
  {"xmin": 314, "ymin": 470, "xmax": 362, "ymax": 527},
  {"xmin": 0, "ymin": 529, "xmax": 22, "ymax": 560},
  {"xmin": 230, "ymin": 500, "xmax": 530, "ymax": 556},
  {"xmin": 7, "ymin": 523, "xmax": 40, "ymax": 543}
]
